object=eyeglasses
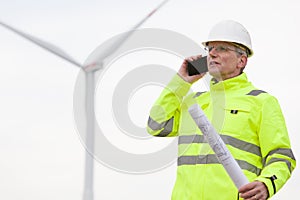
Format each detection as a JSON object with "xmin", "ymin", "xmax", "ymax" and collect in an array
[{"xmin": 204, "ymin": 45, "xmax": 244, "ymax": 55}]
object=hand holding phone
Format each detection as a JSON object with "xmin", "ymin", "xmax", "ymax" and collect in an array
[{"xmin": 187, "ymin": 56, "xmax": 208, "ymax": 76}]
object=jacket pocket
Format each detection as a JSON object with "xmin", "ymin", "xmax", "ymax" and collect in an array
[{"xmin": 221, "ymin": 104, "xmax": 252, "ymax": 135}]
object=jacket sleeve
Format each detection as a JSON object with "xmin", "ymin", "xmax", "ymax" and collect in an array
[
  {"xmin": 147, "ymin": 74, "xmax": 191, "ymax": 137},
  {"xmin": 255, "ymin": 95, "xmax": 296, "ymax": 198}
]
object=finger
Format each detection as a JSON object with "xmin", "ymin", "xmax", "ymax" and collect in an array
[
  {"xmin": 255, "ymin": 189, "xmax": 268, "ymax": 200},
  {"xmin": 241, "ymin": 190, "xmax": 266, "ymax": 200},
  {"xmin": 186, "ymin": 57, "xmax": 193, "ymax": 62},
  {"xmin": 188, "ymin": 72, "xmax": 206, "ymax": 83},
  {"xmin": 255, "ymin": 193, "xmax": 263, "ymax": 200},
  {"xmin": 191, "ymin": 55, "xmax": 202, "ymax": 61},
  {"xmin": 191, "ymin": 56, "xmax": 198, "ymax": 61},
  {"xmin": 239, "ymin": 182, "xmax": 256, "ymax": 193},
  {"xmin": 187, "ymin": 55, "xmax": 200, "ymax": 62},
  {"xmin": 242, "ymin": 194, "xmax": 258, "ymax": 200},
  {"xmin": 182, "ymin": 59, "xmax": 189, "ymax": 66},
  {"xmin": 196, "ymin": 54, "xmax": 203, "ymax": 59},
  {"xmin": 197, "ymin": 72, "xmax": 206, "ymax": 77},
  {"xmin": 240, "ymin": 191, "xmax": 257, "ymax": 199}
]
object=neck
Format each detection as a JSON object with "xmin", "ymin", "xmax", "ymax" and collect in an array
[{"xmin": 211, "ymin": 71, "xmax": 243, "ymax": 82}]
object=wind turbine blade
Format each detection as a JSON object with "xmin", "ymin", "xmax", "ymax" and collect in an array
[
  {"xmin": 0, "ymin": 20, "xmax": 83, "ymax": 68},
  {"xmin": 131, "ymin": 0, "xmax": 170, "ymax": 30},
  {"xmin": 84, "ymin": 0, "xmax": 170, "ymax": 72}
]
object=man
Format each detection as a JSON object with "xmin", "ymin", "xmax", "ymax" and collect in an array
[{"xmin": 147, "ymin": 20, "xmax": 296, "ymax": 200}]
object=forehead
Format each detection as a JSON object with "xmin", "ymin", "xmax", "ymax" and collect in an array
[{"xmin": 207, "ymin": 41, "xmax": 234, "ymax": 46}]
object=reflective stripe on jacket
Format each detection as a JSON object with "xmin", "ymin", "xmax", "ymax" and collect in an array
[{"xmin": 147, "ymin": 73, "xmax": 296, "ymax": 200}]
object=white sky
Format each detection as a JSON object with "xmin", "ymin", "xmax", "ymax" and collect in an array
[{"xmin": 0, "ymin": 0, "xmax": 299, "ymax": 199}]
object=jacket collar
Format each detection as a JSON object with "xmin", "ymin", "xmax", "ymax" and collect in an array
[{"xmin": 210, "ymin": 73, "xmax": 249, "ymax": 91}]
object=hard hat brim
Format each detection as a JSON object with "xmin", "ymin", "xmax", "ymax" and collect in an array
[{"xmin": 202, "ymin": 39, "xmax": 253, "ymax": 57}]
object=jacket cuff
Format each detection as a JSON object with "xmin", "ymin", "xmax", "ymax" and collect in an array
[{"xmin": 255, "ymin": 177, "xmax": 274, "ymax": 198}]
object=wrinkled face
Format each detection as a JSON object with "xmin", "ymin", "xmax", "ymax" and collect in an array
[{"xmin": 206, "ymin": 41, "xmax": 247, "ymax": 81}]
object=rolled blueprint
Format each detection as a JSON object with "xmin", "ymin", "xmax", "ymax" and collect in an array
[{"xmin": 188, "ymin": 104, "xmax": 249, "ymax": 189}]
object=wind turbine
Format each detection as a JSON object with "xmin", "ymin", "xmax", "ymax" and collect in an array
[{"xmin": 0, "ymin": 1, "xmax": 170, "ymax": 199}]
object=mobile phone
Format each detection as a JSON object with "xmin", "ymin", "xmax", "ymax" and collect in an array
[{"xmin": 187, "ymin": 56, "xmax": 208, "ymax": 76}]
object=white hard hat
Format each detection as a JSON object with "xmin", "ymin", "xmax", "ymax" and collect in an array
[{"xmin": 202, "ymin": 20, "xmax": 253, "ymax": 57}]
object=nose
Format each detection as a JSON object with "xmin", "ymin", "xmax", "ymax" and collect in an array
[
  {"xmin": 208, "ymin": 46, "xmax": 218, "ymax": 57},
  {"xmin": 209, "ymin": 48, "xmax": 217, "ymax": 59}
]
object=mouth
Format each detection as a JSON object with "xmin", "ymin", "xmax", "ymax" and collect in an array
[{"xmin": 209, "ymin": 61, "xmax": 220, "ymax": 67}]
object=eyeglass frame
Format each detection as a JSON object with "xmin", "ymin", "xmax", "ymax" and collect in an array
[{"xmin": 204, "ymin": 44, "xmax": 247, "ymax": 56}]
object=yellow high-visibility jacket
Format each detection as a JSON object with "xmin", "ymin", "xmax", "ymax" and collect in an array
[{"xmin": 147, "ymin": 73, "xmax": 296, "ymax": 199}]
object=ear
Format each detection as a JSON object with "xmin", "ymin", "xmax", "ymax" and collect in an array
[{"xmin": 237, "ymin": 55, "xmax": 247, "ymax": 69}]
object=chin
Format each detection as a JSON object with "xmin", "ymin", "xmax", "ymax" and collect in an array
[{"xmin": 208, "ymin": 68, "xmax": 221, "ymax": 77}]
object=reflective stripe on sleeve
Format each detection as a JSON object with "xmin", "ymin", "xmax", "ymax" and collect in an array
[
  {"xmin": 267, "ymin": 148, "xmax": 296, "ymax": 160},
  {"xmin": 246, "ymin": 90, "xmax": 266, "ymax": 96},
  {"xmin": 148, "ymin": 116, "xmax": 174, "ymax": 137},
  {"xmin": 263, "ymin": 148, "xmax": 295, "ymax": 173},
  {"xmin": 266, "ymin": 158, "xmax": 292, "ymax": 173}
]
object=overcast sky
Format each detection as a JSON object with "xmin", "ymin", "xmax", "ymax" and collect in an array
[{"xmin": 0, "ymin": 0, "xmax": 299, "ymax": 199}]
